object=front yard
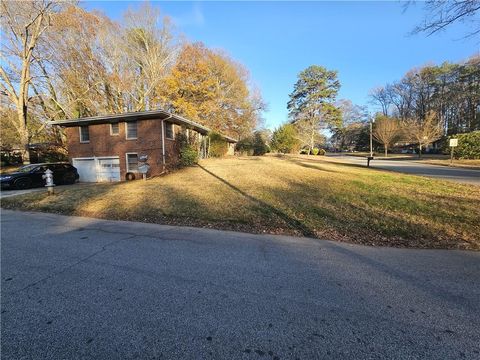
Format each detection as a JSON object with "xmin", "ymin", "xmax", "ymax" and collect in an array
[{"xmin": 2, "ymin": 155, "xmax": 479, "ymax": 249}]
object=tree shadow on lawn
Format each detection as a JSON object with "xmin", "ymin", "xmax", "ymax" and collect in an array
[
  {"xmin": 70, "ymin": 179, "xmax": 287, "ymax": 236},
  {"xmin": 258, "ymin": 176, "xmax": 477, "ymax": 249},
  {"xmin": 281, "ymin": 158, "xmax": 340, "ymax": 173},
  {"xmin": 197, "ymin": 163, "xmax": 477, "ymax": 249},
  {"xmin": 275, "ymin": 154, "xmax": 372, "ymax": 173},
  {"xmin": 197, "ymin": 164, "xmax": 317, "ymax": 237},
  {"xmin": 23, "ymin": 164, "xmax": 475, "ymax": 250}
]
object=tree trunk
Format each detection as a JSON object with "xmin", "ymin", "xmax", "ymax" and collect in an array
[
  {"xmin": 310, "ymin": 127, "xmax": 315, "ymax": 155},
  {"xmin": 384, "ymin": 145, "xmax": 388, "ymax": 158},
  {"xmin": 18, "ymin": 105, "xmax": 30, "ymax": 164},
  {"xmin": 418, "ymin": 144, "xmax": 423, "ymax": 159}
]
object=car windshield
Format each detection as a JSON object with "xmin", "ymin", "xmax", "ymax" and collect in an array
[{"xmin": 16, "ymin": 164, "xmax": 40, "ymax": 173}]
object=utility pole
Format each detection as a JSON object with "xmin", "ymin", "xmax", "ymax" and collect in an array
[
  {"xmin": 367, "ymin": 117, "xmax": 375, "ymax": 167},
  {"xmin": 369, "ymin": 119, "xmax": 374, "ymax": 157}
]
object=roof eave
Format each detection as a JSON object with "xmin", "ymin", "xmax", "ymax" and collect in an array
[{"xmin": 50, "ymin": 109, "xmax": 237, "ymax": 142}]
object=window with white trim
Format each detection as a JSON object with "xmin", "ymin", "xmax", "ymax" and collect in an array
[
  {"xmin": 126, "ymin": 122, "xmax": 137, "ymax": 139},
  {"xmin": 126, "ymin": 153, "xmax": 138, "ymax": 172},
  {"xmin": 110, "ymin": 123, "xmax": 119, "ymax": 136},
  {"xmin": 165, "ymin": 121, "xmax": 174, "ymax": 139},
  {"xmin": 80, "ymin": 126, "xmax": 90, "ymax": 143}
]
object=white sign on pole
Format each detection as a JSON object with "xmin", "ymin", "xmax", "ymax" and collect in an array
[{"xmin": 449, "ymin": 139, "xmax": 458, "ymax": 147}]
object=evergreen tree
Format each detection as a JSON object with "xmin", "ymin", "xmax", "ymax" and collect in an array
[{"xmin": 287, "ymin": 65, "xmax": 341, "ymax": 152}]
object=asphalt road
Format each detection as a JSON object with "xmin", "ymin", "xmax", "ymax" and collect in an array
[
  {"xmin": 2, "ymin": 210, "xmax": 480, "ymax": 359},
  {"xmin": 327, "ymin": 155, "xmax": 480, "ymax": 185}
]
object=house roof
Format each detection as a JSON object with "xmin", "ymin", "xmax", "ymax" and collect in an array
[{"xmin": 50, "ymin": 109, "xmax": 238, "ymax": 143}]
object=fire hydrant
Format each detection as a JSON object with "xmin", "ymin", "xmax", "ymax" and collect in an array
[{"xmin": 43, "ymin": 168, "xmax": 55, "ymax": 195}]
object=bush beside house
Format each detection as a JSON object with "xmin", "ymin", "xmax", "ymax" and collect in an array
[
  {"xmin": 236, "ymin": 131, "xmax": 269, "ymax": 156},
  {"xmin": 175, "ymin": 131, "xmax": 199, "ymax": 167},
  {"xmin": 208, "ymin": 132, "xmax": 229, "ymax": 157}
]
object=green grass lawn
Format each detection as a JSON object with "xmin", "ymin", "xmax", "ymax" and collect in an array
[{"xmin": 2, "ymin": 155, "xmax": 479, "ymax": 249}]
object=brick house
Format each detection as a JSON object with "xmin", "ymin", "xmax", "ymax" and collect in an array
[{"xmin": 51, "ymin": 110, "xmax": 237, "ymax": 182}]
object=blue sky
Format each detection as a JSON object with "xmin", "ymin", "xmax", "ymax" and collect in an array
[{"xmin": 84, "ymin": 1, "xmax": 479, "ymax": 129}]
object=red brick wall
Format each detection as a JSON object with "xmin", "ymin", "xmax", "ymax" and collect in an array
[{"xmin": 65, "ymin": 119, "xmax": 179, "ymax": 179}]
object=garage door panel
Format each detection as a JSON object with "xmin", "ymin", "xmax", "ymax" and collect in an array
[
  {"xmin": 72, "ymin": 159, "xmax": 96, "ymax": 182},
  {"xmin": 97, "ymin": 158, "xmax": 120, "ymax": 182},
  {"xmin": 72, "ymin": 157, "xmax": 120, "ymax": 183}
]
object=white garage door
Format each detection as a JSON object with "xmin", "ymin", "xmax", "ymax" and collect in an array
[
  {"xmin": 97, "ymin": 158, "xmax": 120, "ymax": 182},
  {"xmin": 72, "ymin": 158, "xmax": 97, "ymax": 182}
]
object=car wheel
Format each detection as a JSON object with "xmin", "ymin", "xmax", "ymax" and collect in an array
[
  {"xmin": 14, "ymin": 178, "xmax": 32, "ymax": 190},
  {"xmin": 63, "ymin": 173, "xmax": 76, "ymax": 185}
]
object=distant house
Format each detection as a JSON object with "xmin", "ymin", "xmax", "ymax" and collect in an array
[{"xmin": 51, "ymin": 110, "xmax": 237, "ymax": 182}]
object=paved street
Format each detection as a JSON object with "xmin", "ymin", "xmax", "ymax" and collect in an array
[
  {"xmin": 1, "ymin": 210, "xmax": 480, "ymax": 359},
  {"xmin": 328, "ymin": 155, "xmax": 480, "ymax": 185}
]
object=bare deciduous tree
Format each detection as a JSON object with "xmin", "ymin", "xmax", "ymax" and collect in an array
[
  {"xmin": 403, "ymin": 111, "xmax": 443, "ymax": 158},
  {"xmin": 294, "ymin": 116, "xmax": 326, "ymax": 152},
  {"xmin": 369, "ymin": 87, "xmax": 391, "ymax": 116},
  {"xmin": 331, "ymin": 99, "xmax": 368, "ymax": 150},
  {"xmin": 370, "ymin": 55, "xmax": 480, "ymax": 136},
  {"xmin": 373, "ymin": 115, "xmax": 401, "ymax": 157},
  {"xmin": 0, "ymin": 0, "xmax": 62, "ymax": 163},
  {"xmin": 122, "ymin": 3, "xmax": 179, "ymax": 111},
  {"xmin": 409, "ymin": 0, "xmax": 480, "ymax": 38}
]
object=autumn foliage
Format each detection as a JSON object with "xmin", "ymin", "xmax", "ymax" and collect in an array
[
  {"xmin": 159, "ymin": 43, "xmax": 263, "ymax": 139},
  {"xmin": 0, "ymin": 3, "xmax": 263, "ymax": 160}
]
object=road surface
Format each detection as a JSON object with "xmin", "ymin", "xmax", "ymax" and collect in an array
[
  {"xmin": 328, "ymin": 155, "xmax": 480, "ymax": 185},
  {"xmin": 2, "ymin": 210, "xmax": 479, "ymax": 359}
]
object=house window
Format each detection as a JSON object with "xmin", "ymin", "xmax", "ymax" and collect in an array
[
  {"xmin": 110, "ymin": 123, "xmax": 119, "ymax": 136},
  {"xmin": 165, "ymin": 121, "xmax": 174, "ymax": 139},
  {"xmin": 126, "ymin": 153, "xmax": 138, "ymax": 172},
  {"xmin": 80, "ymin": 126, "xmax": 90, "ymax": 143},
  {"xmin": 126, "ymin": 121, "xmax": 137, "ymax": 139}
]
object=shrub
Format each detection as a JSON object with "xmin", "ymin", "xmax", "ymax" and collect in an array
[
  {"xmin": 236, "ymin": 137, "xmax": 254, "ymax": 156},
  {"xmin": 175, "ymin": 130, "xmax": 200, "ymax": 167},
  {"xmin": 252, "ymin": 132, "xmax": 268, "ymax": 155},
  {"xmin": 311, "ymin": 148, "xmax": 319, "ymax": 155},
  {"xmin": 271, "ymin": 124, "xmax": 300, "ymax": 153},
  {"xmin": 449, "ymin": 131, "xmax": 480, "ymax": 159},
  {"xmin": 179, "ymin": 145, "xmax": 198, "ymax": 166},
  {"xmin": 299, "ymin": 148, "xmax": 309, "ymax": 154},
  {"xmin": 236, "ymin": 131, "xmax": 269, "ymax": 156},
  {"xmin": 208, "ymin": 132, "xmax": 228, "ymax": 157},
  {"xmin": 318, "ymin": 148, "xmax": 326, "ymax": 156}
]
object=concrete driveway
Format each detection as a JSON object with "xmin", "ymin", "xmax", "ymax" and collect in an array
[
  {"xmin": 0, "ymin": 187, "xmax": 45, "ymax": 199},
  {"xmin": 328, "ymin": 155, "xmax": 480, "ymax": 185},
  {"xmin": 0, "ymin": 182, "xmax": 100, "ymax": 199},
  {"xmin": 1, "ymin": 210, "xmax": 479, "ymax": 359}
]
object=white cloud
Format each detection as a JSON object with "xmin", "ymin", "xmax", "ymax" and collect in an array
[{"xmin": 172, "ymin": 3, "xmax": 205, "ymax": 28}]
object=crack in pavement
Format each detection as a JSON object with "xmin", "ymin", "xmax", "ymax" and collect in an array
[{"xmin": 7, "ymin": 234, "xmax": 137, "ymax": 295}]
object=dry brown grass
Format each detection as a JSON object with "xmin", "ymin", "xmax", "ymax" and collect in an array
[{"xmin": 2, "ymin": 155, "xmax": 479, "ymax": 249}]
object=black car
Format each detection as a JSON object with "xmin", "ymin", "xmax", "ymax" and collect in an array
[{"xmin": 0, "ymin": 163, "xmax": 79, "ymax": 190}]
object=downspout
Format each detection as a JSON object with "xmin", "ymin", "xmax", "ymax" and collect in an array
[{"xmin": 162, "ymin": 114, "xmax": 172, "ymax": 172}]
